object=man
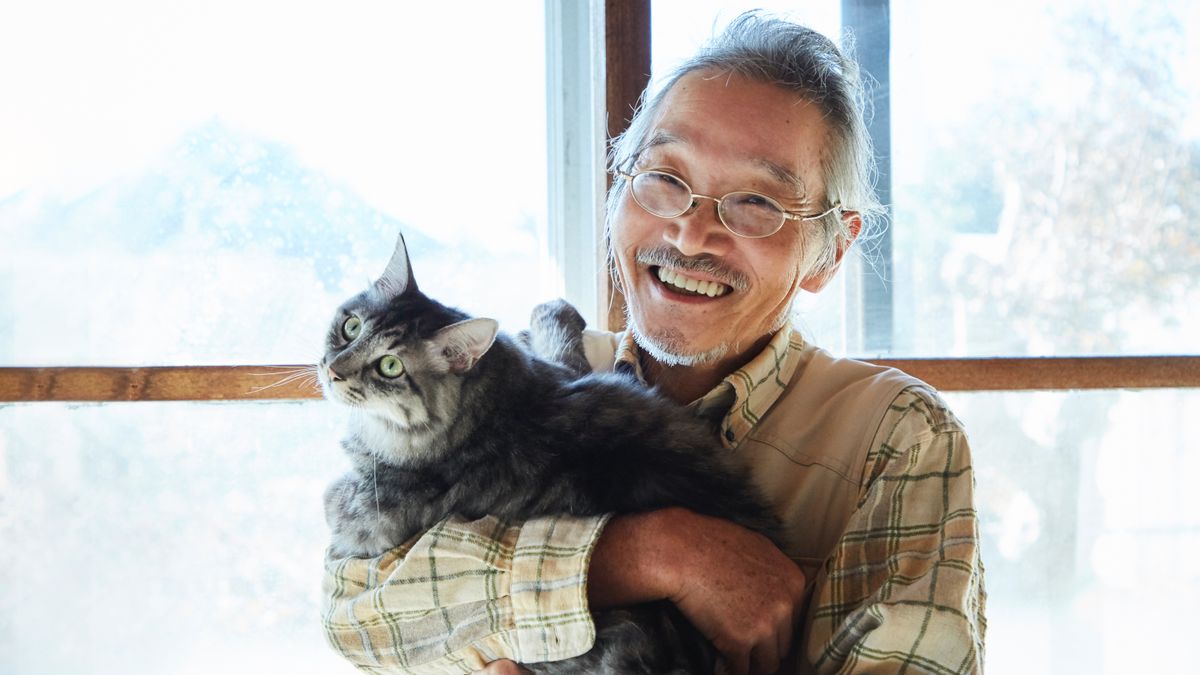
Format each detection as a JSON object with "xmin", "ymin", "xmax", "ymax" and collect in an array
[{"xmin": 323, "ymin": 13, "xmax": 986, "ymax": 674}]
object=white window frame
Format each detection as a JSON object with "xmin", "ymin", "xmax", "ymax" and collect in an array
[{"xmin": 544, "ymin": 0, "xmax": 608, "ymax": 329}]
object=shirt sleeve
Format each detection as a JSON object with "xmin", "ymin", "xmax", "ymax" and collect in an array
[
  {"xmin": 803, "ymin": 386, "xmax": 988, "ymax": 674},
  {"xmin": 322, "ymin": 513, "xmax": 610, "ymax": 674}
]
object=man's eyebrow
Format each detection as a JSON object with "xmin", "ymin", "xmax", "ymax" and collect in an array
[
  {"xmin": 634, "ymin": 129, "xmax": 682, "ymax": 157},
  {"xmin": 756, "ymin": 158, "xmax": 809, "ymax": 199}
]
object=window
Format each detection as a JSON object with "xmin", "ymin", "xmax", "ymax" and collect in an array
[
  {"xmin": 890, "ymin": 0, "xmax": 1200, "ymax": 358},
  {"xmin": 3, "ymin": 2, "xmax": 1198, "ymax": 673},
  {"xmin": 1, "ymin": 2, "xmax": 549, "ymax": 671},
  {"xmin": 1, "ymin": 1, "xmax": 551, "ymax": 368}
]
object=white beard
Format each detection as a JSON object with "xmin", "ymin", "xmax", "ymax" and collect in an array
[
  {"xmin": 627, "ymin": 316, "xmax": 730, "ymax": 367},
  {"xmin": 625, "ymin": 299, "xmax": 796, "ymax": 368}
]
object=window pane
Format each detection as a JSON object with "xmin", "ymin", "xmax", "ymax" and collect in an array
[
  {"xmin": 6, "ymin": 392, "xmax": 1195, "ymax": 675},
  {"xmin": 0, "ymin": 401, "xmax": 355, "ymax": 674},
  {"xmin": 0, "ymin": 1, "xmax": 549, "ymax": 367},
  {"xmin": 948, "ymin": 388, "xmax": 1200, "ymax": 674},
  {"xmin": 891, "ymin": 0, "xmax": 1200, "ymax": 356}
]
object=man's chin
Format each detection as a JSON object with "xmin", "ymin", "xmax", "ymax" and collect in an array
[{"xmin": 629, "ymin": 323, "xmax": 729, "ymax": 367}]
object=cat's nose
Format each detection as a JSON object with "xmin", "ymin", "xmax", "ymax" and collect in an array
[{"xmin": 327, "ymin": 366, "xmax": 345, "ymax": 382}]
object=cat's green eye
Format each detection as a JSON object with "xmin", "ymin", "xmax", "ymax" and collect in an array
[
  {"xmin": 342, "ymin": 316, "xmax": 362, "ymax": 340},
  {"xmin": 378, "ymin": 355, "xmax": 405, "ymax": 378}
]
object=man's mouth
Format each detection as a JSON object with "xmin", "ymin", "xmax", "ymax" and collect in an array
[{"xmin": 653, "ymin": 266, "xmax": 731, "ymax": 298}]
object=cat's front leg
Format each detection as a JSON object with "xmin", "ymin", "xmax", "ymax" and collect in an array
[{"xmin": 324, "ymin": 472, "xmax": 411, "ymax": 558}]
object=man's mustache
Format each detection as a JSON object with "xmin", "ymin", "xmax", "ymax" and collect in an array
[{"xmin": 635, "ymin": 247, "xmax": 750, "ymax": 292}]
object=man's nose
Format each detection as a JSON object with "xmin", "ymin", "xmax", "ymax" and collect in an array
[{"xmin": 662, "ymin": 195, "xmax": 729, "ymax": 257}]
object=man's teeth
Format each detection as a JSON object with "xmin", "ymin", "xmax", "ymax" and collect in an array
[{"xmin": 656, "ymin": 267, "xmax": 729, "ymax": 297}]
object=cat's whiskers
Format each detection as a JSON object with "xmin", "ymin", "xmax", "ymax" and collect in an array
[
  {"xmin": 372, "ymin": 453, "xmax": 382, "ymax": 524},
  {"xmin": 248, "ymin": 365, "xmax": 322, "ymax": 395}
]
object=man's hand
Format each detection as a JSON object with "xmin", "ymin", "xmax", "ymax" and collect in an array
[
  {"xmin": 473, "ymin": 660, "xmax": 528, "ymax": 675},
  {"xmin": 588, "ymin": 508, "xmax": 807, "ymax": 675}
]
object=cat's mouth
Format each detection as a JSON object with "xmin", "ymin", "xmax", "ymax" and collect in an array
[
  {"xmin": 318, "ymin": 366, "xmax": 362, "ymax": 407},
  {"xmin": 651, "ymin": 266, "xmax": 732, "ymax": 299}
]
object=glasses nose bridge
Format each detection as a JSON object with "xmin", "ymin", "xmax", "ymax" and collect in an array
[{"xmin": 683, "ymin": 191, "xmax": 722, "ymax": 216}]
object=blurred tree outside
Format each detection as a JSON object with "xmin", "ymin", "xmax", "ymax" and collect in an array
[{"xmin": 892, "ymin": 3, "xmax": 1198, "ymax": 672}]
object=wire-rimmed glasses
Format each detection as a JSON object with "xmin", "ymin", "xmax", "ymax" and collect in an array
[{"xmin": 614, "ymin": 169, "xmax": 841, "ymax": 239}]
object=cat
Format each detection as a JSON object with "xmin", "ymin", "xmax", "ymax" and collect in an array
[{"xmin": 320, "ymin": 233, "xmax": 781, "ymax": 674}]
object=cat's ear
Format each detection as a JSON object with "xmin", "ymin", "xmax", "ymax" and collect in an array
[
  {"xmin": 374, "ymin": 232, "xmax": 419, "ymax": 299},
  {"xmin": 430, "ymin": 318, "xmax": 500, "ymax": 374}
]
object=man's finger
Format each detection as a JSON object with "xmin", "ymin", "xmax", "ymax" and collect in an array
[
  {"xmin": 720, "ymin": 650, "xmax": 752, "ymax": 675},
  {"xmin": 750, "ymin": 639, "xmax": 781, "ymax": 675},
  {"xmin": 472, "ymin": 659, "xmax": 529, "ymax": 675},
  {"xmin": 776, "ymin": 608, "xmax": 794, "ymax": 668}
]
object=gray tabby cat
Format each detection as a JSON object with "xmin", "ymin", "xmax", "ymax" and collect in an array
[{"xmin": 320, "ymin": 233, "xmax": 781, "ymax": 674}]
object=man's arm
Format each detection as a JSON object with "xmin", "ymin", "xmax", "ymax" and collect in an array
[
  {"xmin": 322, "ymin": 513, "xmax": 608, "ymax": 673},
  {"xmin": 480, "ymin": 508, "xmax": 807, "ymax": 675},
  {"xmin": 588, "ymin": 508, "xmax": 808, "ymax": 675},
  {"xmin": 804, "ymin": 386, "xmax": 987, "ymax": 674}
]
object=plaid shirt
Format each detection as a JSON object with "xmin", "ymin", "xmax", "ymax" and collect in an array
[{"xmin": 322, "ymin": 327, "xmax": 986, "ymax": 673}]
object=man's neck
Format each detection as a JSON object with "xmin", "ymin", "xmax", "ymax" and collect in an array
[{"xmin": 640, "ymin": 333, "xmax": 772, "ymax": 404}]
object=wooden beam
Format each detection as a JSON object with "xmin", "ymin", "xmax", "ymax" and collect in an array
[
  {"xmin": 872, "ymin": 356, "xmax": 1200, "ymax": 393},
  {"xmin": 602, "ymin": 0, "xmax": 651, "ymax": 332},
  {"xmin": 2, "ymin": 357, "xmax": 1199, "ymax": 402},
  {"xmin": 0, "ymin": 365, "xmax": 323, "ymax": 402}
]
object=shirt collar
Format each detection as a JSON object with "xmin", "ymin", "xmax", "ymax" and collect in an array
[{"xmin": 612, "ymin": 325, "xmax": 806, "ymax": 449}]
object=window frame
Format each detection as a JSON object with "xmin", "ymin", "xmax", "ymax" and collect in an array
[{"xmin": 1, "ymin": 0, "xmax": 1198, "ymax": 403}]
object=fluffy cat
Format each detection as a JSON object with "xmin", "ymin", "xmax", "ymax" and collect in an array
[{"xmin": 320, "ymin": 233, "xmax": 780, "ymax": 674}]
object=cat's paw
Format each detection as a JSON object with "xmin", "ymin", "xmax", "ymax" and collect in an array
[{"xmin": 530, "ymin": 299, "xmax": 587, "ymax": 334}]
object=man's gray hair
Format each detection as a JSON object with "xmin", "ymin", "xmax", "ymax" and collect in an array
[{"xmin": 606, "ymin": 12, "xmax": 884, "ymax": 277}]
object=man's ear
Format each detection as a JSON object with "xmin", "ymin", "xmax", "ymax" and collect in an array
[{"xmin": 800, "ymin": 210, "xmax": 862, "ymax": 293}]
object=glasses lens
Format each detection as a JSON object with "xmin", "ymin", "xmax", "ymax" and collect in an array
[
  {"xmin": 719, "ymin": 192, "xmax": 786, "ymax": 237},
  {"xmin": 631, "ymin": 171, "xmax": 691, "ymax": 217}
]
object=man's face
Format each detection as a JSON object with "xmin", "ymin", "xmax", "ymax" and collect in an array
[{"xmin": 611, "ymin": 70, "xmax": 836, "ymax": 365}]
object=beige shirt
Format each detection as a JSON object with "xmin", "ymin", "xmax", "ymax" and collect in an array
[{"xmin": 323, "ymin": 326, "xmax": 987, "ymax": 673}]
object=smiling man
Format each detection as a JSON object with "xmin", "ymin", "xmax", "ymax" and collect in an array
[
  {"xmin": 323, "ymin": 13, "xmax": 985, "ymax": 675},
  {"xmin": 609, "ymin": 72, "xmax": 849, "ymax": 402}
]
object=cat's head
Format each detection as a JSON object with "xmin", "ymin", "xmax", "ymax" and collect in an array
[{"xmin": 318, "ymin": 233, "xmax": 501, "ymax": 434}]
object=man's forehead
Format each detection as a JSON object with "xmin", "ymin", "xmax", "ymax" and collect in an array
[{"xmin": 638, "ymin": 127, "xmax": 812, "ymax": 197}]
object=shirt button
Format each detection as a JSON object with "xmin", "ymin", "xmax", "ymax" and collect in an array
[{"xmin": 725, "ymin": 429, "xmax": 736, "ymax": 442}]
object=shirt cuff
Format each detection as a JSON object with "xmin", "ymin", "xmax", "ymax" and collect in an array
[{"xmin": 507, "ymin": 513, "xmax": 611, "ymax": 663}]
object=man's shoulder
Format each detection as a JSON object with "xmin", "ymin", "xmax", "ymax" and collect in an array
[
  {"xmin": 747, "ymin": 343, "xmax": 951, "ymax": 476},
  {"xmin": 762, "ymin": 345, "xmax": 968, "ymax": 473},
  {"xmin": 581, "ymin": 329, "xmax": 622, "ymax": 373},
  {"xmin": 782, "ymin": 343, "xmax": 926, "ymax": 407}
]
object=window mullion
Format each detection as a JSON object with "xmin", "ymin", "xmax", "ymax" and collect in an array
[
  {"xmin": 545, "ymin": 0, "xmax": 608, "ymax": 329},
  {"xmin": 842, "ymin": 0, "xmax": 894, "ymax": 355}
]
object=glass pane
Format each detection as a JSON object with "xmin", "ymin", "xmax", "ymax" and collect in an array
[
  {"xmin": 947, "ymin": 388, "xmax": 1200, "ymax": 674},
  {"xmin": 891, "ymin": 0, "xmax": 1200, "ymax": 356},
  {"xmin": 0, "ymin": 1, "xmax": 549, "ymax": 367},
  {"xmin": 0, "ymin": 401, "xmax": 356, "ymax": 674}
]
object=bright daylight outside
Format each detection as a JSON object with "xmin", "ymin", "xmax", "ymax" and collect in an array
[
  {"xmin": 1, "ymin": 1, "xmax": 546, "ymax": 673},
  {"xmin": 3, "ymin": 1, "xmax": 1199, "ymax": 674}
]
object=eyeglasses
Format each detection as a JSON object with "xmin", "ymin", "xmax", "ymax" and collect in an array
[{"xmin": 615, "ymin": 169, "xmax": 841, "ymax": 239}]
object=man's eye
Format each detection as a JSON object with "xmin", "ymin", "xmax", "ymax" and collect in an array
[
  {"xmin": 649, "ymin": 172, "xmax": 689, "ymax": 191},
  {"xmin": 732, "ymin": 193, "xmax": 780, "ymax": 211}
]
